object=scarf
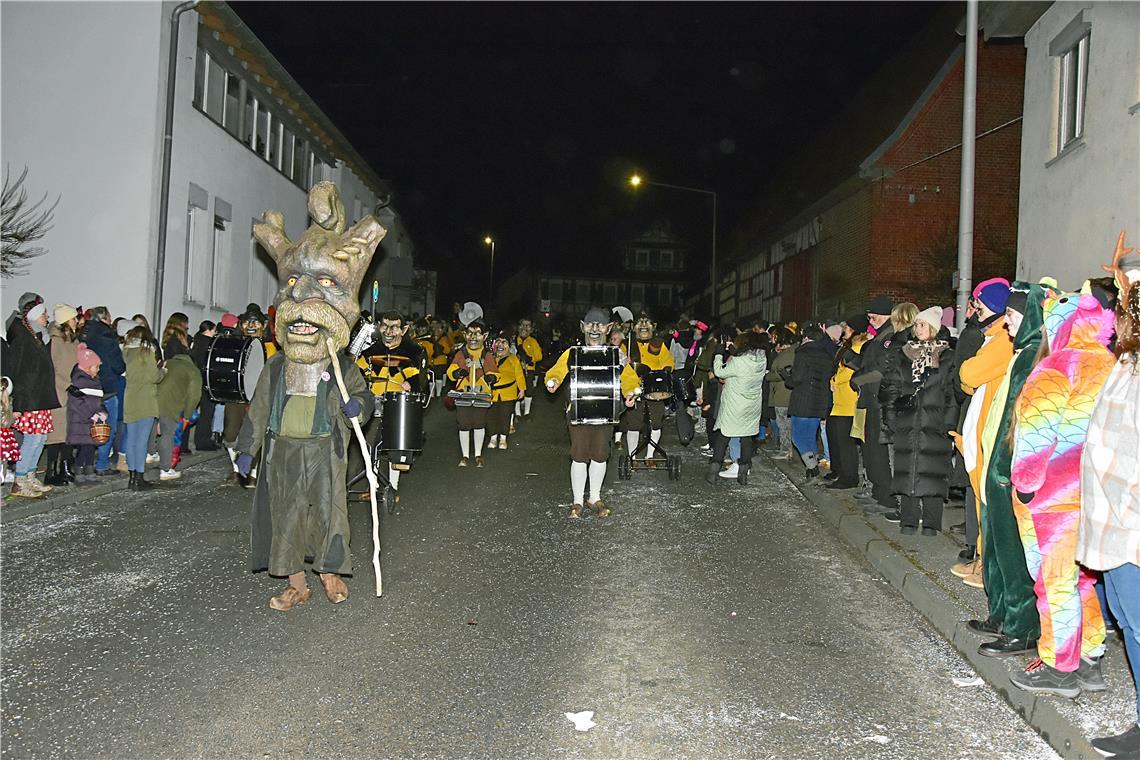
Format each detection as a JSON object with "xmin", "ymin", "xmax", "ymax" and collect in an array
[{"xmin": 902, "ymin": 339, "xmax": 948, "ymax": 385}]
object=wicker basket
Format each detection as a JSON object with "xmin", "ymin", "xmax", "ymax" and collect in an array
[{"xmin": 90, "ymin": 421, "xmax": 112, "ymax": 445}]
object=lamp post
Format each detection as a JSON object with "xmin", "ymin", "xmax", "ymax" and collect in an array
[
  {"xmin": 629, "ymin": 174, "xmax": 717, "ymax": 318},
  {"xmin": 483, "ymin": 236, "xmax": 496, "ymax": 304}
]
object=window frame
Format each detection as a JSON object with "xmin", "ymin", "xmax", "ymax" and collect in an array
[{"xmin": 1057, "ymin": 32, "xmax": 1090, "ymax": 153}]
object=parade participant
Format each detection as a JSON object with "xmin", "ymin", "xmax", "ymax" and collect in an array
[
  {"xmin": 488, "ymin": 334, "xmax": 526, "ymax": 449},
  {"xmin": 620, "ymin": 311, "xmax": 675, "ymax": 465},
  {"xmin": 356, "ymin": 310, "xmax": 426, "ymax": 498},
  {"xmin": 429, "ymin": 320, "xmax": 452, "ymax": 398},
  {"xmin": 412, "ymin": 319, "xmax": 435, "ymax": 379},
  {"xmin": 222, "ymin": 306, "xmax": 271, "ymax": 483},
  {"xmin": 545, "ymin": 306, "xmax": 639, "ymax": 518},
  {"xmin": 514, "ymin": 318, "xmax": 543, "ymax": 419},
  {"xmin": 446, "ymin": 318, "xmax": 498, "ymax": 467},
  {"xmin": 1008, "ymin": 287, "xmax": 1116, "ymax": 694},
  {"xmin": 235, "ymin": 181, "xmax": 382, "ymax": 611}
]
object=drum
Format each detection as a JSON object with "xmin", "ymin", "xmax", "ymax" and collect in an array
[
  {"xmin": 568, "ymin": 345, "xmax": 621, "ymax": 425},
  {"xmin": 672, "ymin": 370, "xmax": 697, "ymax": 405},
  {"xmin": 205, "ymin": 335, "xmax": 265, "ymax": 403},
  {"xmin": 642, "ymin": 369, "xmax": 674, "ymax": 401},
  {"xmin": 347, "ymin": 315, "xmax": 377, "ymax": 358},
  {"xmin": 379, "ymin": 392, "xmax": 425, "ymax": 451}
]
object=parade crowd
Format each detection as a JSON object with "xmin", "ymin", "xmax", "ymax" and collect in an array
[{"xmin": 2, "ymin": 234, "xmax": 1137, "ymax": 757}]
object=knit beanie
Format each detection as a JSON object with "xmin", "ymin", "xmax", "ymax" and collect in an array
[
  {"xmin": 825, "ymin": 324, "xmax": 843, "ymax": 343},
  {"xmin": 915, "ymin": 306, "xmax": 943, "ymax": 332},
  {"xmin": 20, "ymin": 292, "xmax": 46, "ymax": 323},
  {"xmin": 844, "ymin": 313, "xmax": 870, "ymax": 334},
  {"xmin": 76, "ymin": 342, "xmax": 101, "ymax": 373},
  {"xmin": 55, "ymin": 303, "xmax": 78, "ymax": 325},
  {"xmin": 219, "ymin": 312, "xmax": 239, "ymax": 329},
  {"xmin": 865, "ymin": 294, "xmax": 894, "ymax": 316},
  {"xmin": 977, "ymin": 280, "xmax": 1011, "ymax": 314}
]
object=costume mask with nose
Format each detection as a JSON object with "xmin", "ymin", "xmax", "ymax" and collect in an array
[{"xmin": 634, "ymin": 317, "xmax": 655, "ymax": 341}]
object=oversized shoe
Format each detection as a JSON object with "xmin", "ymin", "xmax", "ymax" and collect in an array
[
  {"xmin": 319, "ymin": 573, "xmax": 349, "ymax": 604},
  {"xmin": 588, "ymin": 500, "xmax": 611, "ymax": 518},
  {"xmin": 269, "ymin": 585, "xmax": 313, "ymax": 611}
]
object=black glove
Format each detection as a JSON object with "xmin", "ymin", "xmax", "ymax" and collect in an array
[{"xmin": 66, "ymin": 385, "xmax": 84, "ymax": 398}]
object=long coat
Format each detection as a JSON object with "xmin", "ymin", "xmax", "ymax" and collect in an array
[
  {"xmin": 785, "ymin": 340, "xmax": 834, "ymax": 418},
  {"xmin": 765, "ymin": 345, "xmax": 796, "ymax": 409},
  {"xmin": 5, "ymin": 318, "xmax": 60, "ymax": 413},
  {"xmin": 66, "ymin": 366, "xmax": 107, "ymax": 445},
  {"xmin": 713, "ymin": 351, "xmax": 767, "ymax": 437},
  {"xmin": 48, "ymin": 324, "xmax": 76, "ymax": 444},
  {"xmin": 881, "ymin": 339, "xmax": 958, "ymax": 498}
]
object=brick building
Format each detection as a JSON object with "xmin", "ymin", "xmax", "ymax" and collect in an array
[{"xmin": 725, "ymin": 16, "xmax": 1025, "ymax": 325}]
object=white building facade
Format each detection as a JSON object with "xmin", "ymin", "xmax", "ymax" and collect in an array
[
  {"xmin": 1015, "ymin": 1, "xmax": 1140, "ymax": 289},
  {"xmin": 2, "ymin": 1, "xmax": 417, "ymax": 327}
]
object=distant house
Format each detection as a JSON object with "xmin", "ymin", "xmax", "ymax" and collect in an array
[
  {"xmin": 1, "ymin": 2, "xmax": 416, "ymax": 324},
  {"xmin": 723, "ymin": 7, "xmax": 1026, "ymax": 324},
  {"xmin": 1014, "ymin": 2, "xmax": 1140, "ymax": 288}
]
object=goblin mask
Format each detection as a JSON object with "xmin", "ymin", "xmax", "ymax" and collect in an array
[{"xmin": 254, "ymin": 182, "xmax": 386, "ymax": 365}]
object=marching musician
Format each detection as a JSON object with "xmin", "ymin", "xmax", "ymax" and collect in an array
[
  {"xmin": 446, "ymin": 319, "xmax": 498, "ymax": 467},
  {"xmin": 488, "ymin": 334, "xmax": 526, "ymax": 450},
  {"xmin": 222, "ymin": 305, "xmax": 271, "ymax": 487},
  {"xmin": 355, "ymin": 310, "xmax": 426, "ymax": 501},
  {"xmin": 514, "ymin": 318, "xmax": 543, "ymax": 420},
  {"xmin": 428, "ymin": 320, "xmax": 452, "ymax": 398},
  {"xmin": 620, "ymin": 311, "xmax": 675, "ymax": 465},
  {"xmin": 545, "ymin": 307, "xmax": 641, "ymax": 518}
]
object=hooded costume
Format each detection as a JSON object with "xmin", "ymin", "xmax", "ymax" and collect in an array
[{"xmin": 1010, "ymin": 288, "xmax": 1116, "ymax": 671}]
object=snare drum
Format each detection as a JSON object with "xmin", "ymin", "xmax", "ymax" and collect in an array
[
  {"xmin": 642, "ymin": 369, "xmax": 674, "ymax": 401},
  {"xmin": 205, "ymin": 335, "xmax": 265, "ymax": 403},
  {"xmin": 568, "ymin": 345, "xmax": 621, "ymax": 425},
  {"xmin": 672, "ymin": 370, "xmax": 697, "ymax": 405},
  {"xmin": 379, "ymin": 392, "xmax": 425, "ymax": 452}
]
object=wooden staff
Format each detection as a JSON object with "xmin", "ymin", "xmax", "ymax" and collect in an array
[{"xmin": 326, "ymin": 338, "xmax": 382, "ymax": 597}]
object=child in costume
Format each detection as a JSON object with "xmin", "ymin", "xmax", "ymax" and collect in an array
[
  {"xmin": 488, "ymin": 335, "xmax": 525, "ymax": 450},
  {"xmin": 446, "ymin": 318, "xmax": 498, "ymax": 467}
]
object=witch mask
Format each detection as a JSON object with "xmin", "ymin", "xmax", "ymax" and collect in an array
[{"xmin": 254, "ymin": 182, "xmax": 386, "ymax": 365}]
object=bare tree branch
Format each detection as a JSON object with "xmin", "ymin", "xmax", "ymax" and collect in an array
[{"xmin": 2, "ymin": 166, "xmax": 59, "ymax": 279}]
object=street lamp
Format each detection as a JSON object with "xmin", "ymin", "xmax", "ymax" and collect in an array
[
  {"xmin": 628, "ymin": 173, "xmax": 718, "ymax": 317},
  {"xmin": 483, "ymin": 236, "xmax": 495, "ymax": 303}
]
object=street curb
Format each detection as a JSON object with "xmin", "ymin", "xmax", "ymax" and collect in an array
[
  {"xmin": 1, "ymin": 450, "xmax": 228, "ymax": 525},
  {"xmin": 767, "ymin": 453, "xmax": 1100, "ymax": 760}
]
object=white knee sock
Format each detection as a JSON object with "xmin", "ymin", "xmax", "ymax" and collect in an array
[
  {"xmin": 515, "ymin": 399, "xmax": 524, "ymax": 417},
  {"xmin": 459, "ymin": 432, "xmax": 470, "ymax": 458},
  {"xmin": 626, "ymin": 431, "xmax": 640, "ymax": 455},
  {"xmin": 614, "ymin": 431, "xmax": 621, "ymax": 443},
  {"xmin": 648, "ymin": 429, "xmax": 661, "ymax": 459},
  {"xmin": 473, "ymin": 428, "xmax": 486, "ymax": 456},
  {"xmin": 489, "ymin": 434, "xmax": 499, "ymax": 447},
  {"xmin": 588, "ymin": 460, "xmax": 606, "ymax": 503},
  {"xmin": 523, "ymin": 397, "xmax": 533, "ymax": 415},
  {"xmin": 388, "ymin": 465, "xmax": 401, "ymax": 490},
  {"xmin": 570, "ymin": 461, "xmax": 588, "ymax": 505}
]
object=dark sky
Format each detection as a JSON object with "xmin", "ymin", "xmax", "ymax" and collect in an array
[{"xmin": 231, "ymin": 2, "xmax": 946, "ymax": 303}]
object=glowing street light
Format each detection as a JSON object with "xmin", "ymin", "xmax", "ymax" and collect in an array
[
  {"xmin": 629, "ymin": 174, "xmax": 642, "ymax": 188},
  {"xmin": 483, "ymin": 236, "xmax": 496, "ymax": 303}
]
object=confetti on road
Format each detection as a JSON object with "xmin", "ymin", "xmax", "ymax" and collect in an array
[{"xmin": 564, "ymin": 711, "xmax": 596, "ymax": 732}]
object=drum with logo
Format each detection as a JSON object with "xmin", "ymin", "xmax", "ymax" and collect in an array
[
  {"xmin": 671, "ymin": 369, "xmax": 697, "ymax": 405},
  {"xmin": 379, "ymin": 392, "xmax": 425, "ymax": 451},
  {"xmin": 205, "ymin": 335, "xmax": 266, "ymax": 403},
  {"xmin": 568, "ymin": 345, "xmax": 621, "ymax": 425},
  {"xmin": 642, "ymin": 369, "xmax": 674, "ymax": 401}
]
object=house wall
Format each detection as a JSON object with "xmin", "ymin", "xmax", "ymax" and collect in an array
[
  {"xmin": 1, "ymin": 1, "xmax": 166, "ymax": 317},
  {"xmin": 1017, "ymin": 2, "xmax": 1140, "ymax": 290}
]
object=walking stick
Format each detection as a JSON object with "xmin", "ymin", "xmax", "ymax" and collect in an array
[{"xmin": 326, "ymin": 338, "xmax": 382, "ymax": 597}]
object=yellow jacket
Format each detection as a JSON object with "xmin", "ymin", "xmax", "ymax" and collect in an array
[
  {"xmin": 830, "ymin": 335, "xmax": 865, "ymax": 417},
  {"xmin": 446, "ymin": 346, "xmax": 497, "ymax": 394},
  {"xmin": 516, "ymin": 336, "xmax": 543, "ymax": 371},
  {"xmin": 630, "ymin": 341, "xmax": 674, "ymax": 372},
  {"xmin": 491, "ymin": 353, "xmax": 527, "ymax": 401},
  {"xmin": 956, "ymin": 318, "xmax": 1014, "ymax": 512}
]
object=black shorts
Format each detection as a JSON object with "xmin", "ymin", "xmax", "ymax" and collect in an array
[
  {"xmin": 620, "ymin": 398, "xmax": 665, "ymax": 432},
  {"xmin": 568, "ymin": 421, "xmax": 613, "ymax": 463}
]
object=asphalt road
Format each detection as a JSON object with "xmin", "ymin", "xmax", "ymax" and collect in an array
[{"xmin": 1, "ymin": 393, "xmax": 1058, "ymax": 759}]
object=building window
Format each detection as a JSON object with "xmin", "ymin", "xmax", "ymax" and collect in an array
[
  {"xmin": 549, "ymin": 281, "xmax": 562, "ymax": 301},
  {"xmin": 576, "ymin": 281, "xmax": 589, "ymax": 303},
  {"xmin": 1057, "ymin": 33, "xmax": 1090, "ymax": 152},
  {"xmin": 603, "ymin": 283, "xmax": 617, "ymax": 304},
  {"xmin": 223, "ymin": 73, "xmax": 242, "ymax": 137},
  {"xmin": 210, "ymin": 215, "xmax": 229, "ymax": 309},
  {"xmin": 631, "ymin": 284, "xmax": 645, "ymax": 306},
  {"xmin": 183, "ymin": 184, "xmax": 211, "ymax": 305},
  {"xmin": 658, "ymin": 285, "xmax": 672, "ymax": 305},
  {"xmin": 635, "ymin": 249, "xmax": 649, "ymax": 268},
  {"xmin": 660, "ymin": 250, "xmax": 674, "ymax": 269}
]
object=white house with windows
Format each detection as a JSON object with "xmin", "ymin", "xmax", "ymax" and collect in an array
[
  {"xmin": 2, "ymin": 1, "xmax": 417, "ymax": 327},
  {"xmin": 1014, "ymin": 2, "xmax": 1140, "ymax": 288}
]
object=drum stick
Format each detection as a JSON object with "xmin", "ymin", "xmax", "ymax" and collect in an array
[{"xmin": 326, "ymin": 338, "xmax": 383, "ymax": 597}]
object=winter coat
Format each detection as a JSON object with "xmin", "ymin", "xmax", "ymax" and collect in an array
[
  {"xmin": 949, "ymin": 312, "xmax": 1001, "ymax": 419},
  {"xmin": 880, "ymin": 337, "xmax": 958, "ymax": 498},
  {"xmin": 81, "ymin": 320, "xmax": 126, "ymax": 394},
  {"xmin": 5, "ymin": 317, "xmax": 60, "ymax": 412},
  {"xmin": 163, "ymin": 336, "xmax": 191, "ymax": 361},
  {"xmin": 48, "ymin": 323, "xmax": 76, "ymax": 444},
  {"xmin": 850, "ymin": 323, "xmax": 896, "ymax": 410},
  {"xmin": 765, "ymin": 345, "xmax": 796, "ymax": 408},
  {"xmin": 190, "ymin": 332, "xmax": 212, "ymax": 372},
  {"xmin": 785, "ymin": 340, "xmax": 833, "ymax": 418},
  {"xmin": 157, "ymin": 354, "xmax": 203, "ymax": 419},
  {"xmin": 66, "ymin": 365, "xmax": 107, "ymax": 445},
  {"xmin": 712, "ymin": 350, "xmax": 767, "ymax": 437},
  {"xmin": 123, "ymin": 344, "xmax": 161, "ymax": 423},
  {"xmin": 831, "ymin": 336, "xmax": 866, "ymax": 417},
  {"xmin": 956, "ymin": 318, "xmax": 1013, "ymax": 500}
]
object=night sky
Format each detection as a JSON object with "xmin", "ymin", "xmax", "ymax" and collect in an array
[{"xmin": 231, "ymin": 1, "xmax": 948, "ymax": 305}]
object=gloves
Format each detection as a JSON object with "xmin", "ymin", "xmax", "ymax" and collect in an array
[
  {"xmin": 341, "ymin": 398, "xmax": 363, "ymax": 419},
  {"xmin": 235, "ymin": 453, "xmax": 253, "ymax": 477}
]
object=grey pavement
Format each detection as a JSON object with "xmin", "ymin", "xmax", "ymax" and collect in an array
[{"xmin": 0, "ymin": 398, "xmax": 1086, "ymax": 758}]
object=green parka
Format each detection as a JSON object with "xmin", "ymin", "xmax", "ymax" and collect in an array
[
  {"xmin": 157, "ymin": 354, "xmax": 203, "ymax": 419},
  {"xmin": 123, "ymin": 344, "xmax": 161, "ymax": 423}
]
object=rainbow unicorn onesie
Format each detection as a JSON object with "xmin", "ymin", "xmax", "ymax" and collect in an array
[{"xmin": 1010, "ymin": 289, "xmax": 1116, "ymax": 673}]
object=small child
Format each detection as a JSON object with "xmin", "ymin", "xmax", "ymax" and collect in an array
[
  {"xmin": 67, "ymin": 344, "xmax": 107, "ymax": 485},
  {"xmin": 0, "ymin": 377, "xmax": 18, "ymax": 485}
]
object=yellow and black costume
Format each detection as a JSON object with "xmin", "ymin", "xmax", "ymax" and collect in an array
[
  {"xmin": 620, "ymin": 338, "xmax": 675, "ymax": 460},
  {"xmin": 356, "ymin": 336, "xmax": 426, "ymax": 472},
  {"xmin": 488, "ymin": 351, "xmax": 526, "ymax": 445}
]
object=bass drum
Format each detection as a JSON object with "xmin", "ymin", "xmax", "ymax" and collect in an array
[
  {"xmin": 568, "ymin": 345, "xmax": 621, "ymax": 425},
  {"xmin": 205, "ymin": 335, "xmax": 266, "ymax": 403},
  {"xmin": 642, "ymin": 369, "xmax": 674, "ymax": 401},
  {"xmin": 379, "ymin": 392, "xmax": 425, "ymax": 452}
]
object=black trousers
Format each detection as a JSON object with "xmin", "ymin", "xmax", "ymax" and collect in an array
[
  {"xmin": 710, "ymin": 428, "xmax": 754, "ymax": 467},
  {"xmin": 862, "ymin": 406, "xmax": 895, "ymax": 508},
  {"xmin": 900, "ymin": 495, "xmax": 943, "ymax": 531},
  {"xmin": 964, "ymin": 483, "xmax": 979, "ymax": 546},
  {"xmin": 194, "ymin": 395, "xmax": 217, "ymax": 450},
  {"xmin": 826, "ymin": 416, "xmax": 859, "ymax": 487}
]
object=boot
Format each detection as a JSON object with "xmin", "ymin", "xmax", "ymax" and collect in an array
[
  {"xmin": 44, "ymin": 457, "xmax": 67, "ymax": 487},
  {"xmin": 128, "ymin": 471, "xmax": 154, "ymax": 491},
  {"xmin": 737, "ymin": 463, "xmax": 751, "ymax": 485},
  {"xmin": 80, "ymin": 465, "xmax": 97, "ymax": 485},
  {"xmin": 61, "ymin": 457, "xmax": 77, "ymax": 484},
  {"xmin": 705, "ymin": 461, "xmax": 721, "ymax": 485},
  {"xmin": 11, "ymin": 474, "xmax": 44, "ymax": 499}
]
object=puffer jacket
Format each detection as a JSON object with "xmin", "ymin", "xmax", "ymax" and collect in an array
[
  {"xmin": 157, "ymin": 354, "xmax": 203, "ymax": 419},
  {"xmin": 712, "ymin": 350, "xmax": 767, "ymax": 437},
  {"xmin": 850, "ymin": 323, "xmax": 896, "ymax": 410},
  {"xmin": 785, "ymin": 340, "xmax": 834, "ymax": 418},
  {"xmin": 123, "ymin": 344, "xmax": 161, "ymax": 423},
  {"xmin": 66, "ymin": 365, "xmax": 107, "ymax": 445}
]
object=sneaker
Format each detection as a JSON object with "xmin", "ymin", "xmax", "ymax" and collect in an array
[
  {"xmin": 962, "ymin": 570, "xmax": 984, "ymax": 589},
  {"xmin": 951, "ymin": 558, "xmax": 981, "ymax": 578},
  {"xmin": 1091, "ymin": 724, "xmax": 1140, "ymax": 757},
  {"xmin": 475, "ymin": 456, "xmax": 484, "ymax": 468},
  {"xmin": 718, "ymin": 463, "xmax": 740, "ymax": 479},
  {"xmin": 115, "ymin": 458, "xmax": 130, "ymax": 473},
  {"xmin": 1075, "ymin": 656, "xmax": 1107, "ymax": 692},
  {"xmin": 159, "ymin": 469, "xmax": 182, "ymax": 481},
  {"xmin": 699, "ymin": 445, "xmax": 713, "ymax": 457},
  {"xmin": 883, "ymin": 510, "xmax": 901, "ymax": 523},
  {"xmin": 1010, "ymin": 658, "xmax": 1080, "ymax": 698},
  {"xmin": 458, "ymin": 457, "xmax": 469, "ymax": 468},
  {"xmin": 29, "ymin": 476, "xmax": 53, "ymax": 494},
  {"xmin": 145, "ymin": 452, "xmax": 160, "ymax": 465}
]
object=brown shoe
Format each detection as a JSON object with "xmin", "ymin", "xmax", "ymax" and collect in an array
[
  {"xmin": 963, "ymin": 570, "xmax": 984, "ymax": 589},
  {"xmin": 319, "ymin": 573, "xmax": 349, "ymax": 604},
  {"xmin": 475, "ymin": 456, "xmax": 485, "ymax": 468},
  {"xmin": 12, "ymin": 475, "xmax": 43, "ymax": 499},
  {"xmin": 568, "ymin": 504, "xmax": 583, "ymax": 519},
  {"xmin": 951, "ymin": 558, "xmax": 981, "ymax": 578},
  {"xmin": 269, "ymin": 585, "xmax": 313, "ymax": 611},
  {"xmin": 589, "ymin": 500, "xmax": 611, "ymax": 518}
]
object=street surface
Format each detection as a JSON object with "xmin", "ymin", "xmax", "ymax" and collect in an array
[{"xmin": 2, "ymin": 393, "xmax": 1058, "ymax": 759}]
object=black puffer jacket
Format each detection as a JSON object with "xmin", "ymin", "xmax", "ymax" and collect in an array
[
  {"xmin": 850, "ymin": 323, "xmax": 895, "ymax": 410},
  {"xmin": 80, "ymin": 320, "xmax": 125, "ymax": 394},
  {"xmin": 784, "ymin": 339, "xmax": 834, "ymax": 418},
  {"xmin": 5, "ymin": 317, "xmax": 60, "ymax": 412},
  {"xmin": 880, "ymin": 336, "xmax": 958, "ymax": 498}
]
